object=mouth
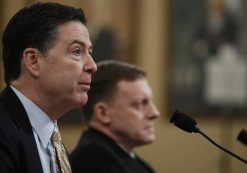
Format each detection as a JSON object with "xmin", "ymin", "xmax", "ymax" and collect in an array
[
  {"xmin": 144, "ymin": 125, "xmax": 155, "ymax": 131},
  {"xmin": 78, "ymin": 82, "xmax": 91, "ymax": 91}
]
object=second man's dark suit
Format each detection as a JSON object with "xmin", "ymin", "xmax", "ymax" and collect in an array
[{"xmin": 70, "ymin": 128, "xmax": 155, "ymax": 173}]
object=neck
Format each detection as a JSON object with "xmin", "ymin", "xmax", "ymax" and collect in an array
[
  {"xmin": 89, "ymin": 122, "xmax": 135, "ymax": 154},
  {"xmin": 11, "ymin": 82, "xmax": 66, "ymax": 120}
]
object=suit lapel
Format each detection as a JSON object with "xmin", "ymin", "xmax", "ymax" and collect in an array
[
  {"xmin": 0, "ymin": 86, "xmax": 32, "ymax": 133},
  {"xmin": 0, "ymin": 86, "xmax": 43, "ymax": 173}
]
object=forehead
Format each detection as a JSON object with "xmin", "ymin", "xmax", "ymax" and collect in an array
[
  {"xmin": 56, "ymin": 21, "xmax": 91, "ymax": 47},
  {"xmin": 116, "ymin": 79, "xmax": 152, "ymax": 98}
]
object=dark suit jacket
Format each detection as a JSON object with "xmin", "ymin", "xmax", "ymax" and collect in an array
[
  {"xmin": 0, "ymin": 86, "xmax": 43, "ymax": 173},
  {"xmin": 70, "ymin": 128, "xmax": 155, "ymax": 173}
]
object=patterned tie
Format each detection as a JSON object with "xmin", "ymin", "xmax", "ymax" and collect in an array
[{"xmin": 51, "ymin": 124, "xmax": 72, "ymax": 173}]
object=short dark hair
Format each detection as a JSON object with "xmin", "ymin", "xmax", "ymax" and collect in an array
[
  {"xmin": 83, "ymin": 60, "xmax": 146, "ymax": 122},
  {"xmin": 2, "ymin": 2, "xmax": 87, "ymax": 85}
]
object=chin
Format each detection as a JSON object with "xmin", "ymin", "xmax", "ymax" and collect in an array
[
  {"xmin": 80, "ymin": 98, "xmax": 88, "ymax": 106},
  {"xmin": 71, "ymin": 98, "xmax": 88, "ymax": 109},
  {"xmin": 145, "ymin": 136, "xmax": 156, "ymax": 143},
  {"xmin": 78, "ymin": 94, "xmax": 88, "ymax": 105}
]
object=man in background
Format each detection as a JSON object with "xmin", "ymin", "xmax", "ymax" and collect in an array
[
  {"xmin": 70, "ymin": 60, "xmax": 160, "ymax": 173},
  {"xmin": 0, "ymin": 2, "xmax": 96, "ymax": 173}
]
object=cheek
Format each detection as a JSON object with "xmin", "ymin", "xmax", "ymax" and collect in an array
[
  {"xmin": 111, "ymin": 111, "xmax": 133, "ymax": 129},
  {"xmin": 121, "ymin": 114, "xmax": 143, "ymax": 131},
  {"xmin": 111, "ymin": 106, "xmax": 143, "ymax": 129},
  {"xmin": 42, "ymin": 64, "xmax": 81, "ymax": 90},
  {"xmin": 56, "ymin": 63, "xmax": 82, "ymax": 80}
]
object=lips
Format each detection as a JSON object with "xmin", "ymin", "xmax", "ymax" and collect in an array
[
  {"xmin": 79, "ymin": 81, "xmax": 90, "ymax": 85},
  {"xmin": 78, "ymin": 80, "xmax": 91, "ymax": 91},
  {"xmin": 144, "ymin": 125, "xmax": 155, "ymax": 132},
  {"xmin": 78, "ymin": 75, "xmax": 91, "ymax": 91},
  {"xmin": 79, "ymin": 82, "xmax": 90, "ymax": 90}
]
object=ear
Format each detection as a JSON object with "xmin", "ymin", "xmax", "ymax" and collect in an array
[
  {"xmin": 22, "ymin": 48, "xmax": 43, "ymax": 77},
  {"xmin": 94, "ymin": 102, "xmax": 111, "ymax": 124}
]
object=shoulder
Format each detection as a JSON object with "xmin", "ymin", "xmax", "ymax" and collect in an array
[
  {"xmin": 71, "ymin": 129, "xmax": 119, "ymax": 158},
  {"xmin": 70, "ymin": 132, "xmax": 124, "ymax": 173},
  {"xmin": 70, "ymin": 137, "xmax": 117, "ymax": 162},
  {"xmin": 0, "ymin": 102, "xmax": 23, "ymax": 172},
  {"xmin": 135, "ymin": 156, "xmax": 156, "ymax": 173},
  {"xmin": 0, "ymin": 102, "xmax": 18, "ymax": 137},
  {"xmin": 70, "ymin": 143, "xmax": 123, "ymax": 173}
]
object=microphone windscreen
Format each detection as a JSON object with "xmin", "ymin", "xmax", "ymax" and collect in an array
[
  {"xmin": 237, "ymin": 129, "xmax": 247, "ymax": 145},
  {"xmin": 170, "ymin": 110, "xmax": 199, "ymax": 133}
]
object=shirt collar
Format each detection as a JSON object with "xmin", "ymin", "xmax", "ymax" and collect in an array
[
  {"xmin": 117, "ymin": 143, "xmax": 136, "ymax": 158},
  {"xmin": 10, "ymin": 86, "xmax": 54, "ymax": 148}
]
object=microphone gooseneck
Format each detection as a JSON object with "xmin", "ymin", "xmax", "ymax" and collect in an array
[{"xmin": 170, "ymin": 110, "xmax": 247, "ymax": 165}]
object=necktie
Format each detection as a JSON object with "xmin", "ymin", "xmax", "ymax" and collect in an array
[
  {"xmin": 48, "ymin": 142, "xmax": 58, "ymax": 173},
  {"xmin": 51, "ymin": 124, "xmax": 72, "ymax": 173}
]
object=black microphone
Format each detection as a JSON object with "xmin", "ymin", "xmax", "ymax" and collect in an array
[
  {"xmin": 237, "ymin": 129, "xmax": 247, "ymax": 146},
  {"xmin": 170, "ymin": 110, "xmax": 199, "ymax": 133},
  {"xmin": 170, "ymin": 110, "xmax": 247, "ymax": 165}
]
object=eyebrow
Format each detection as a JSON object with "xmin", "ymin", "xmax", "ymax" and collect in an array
[{"xmin": 69, "ymin": 40, "xmax": 93, "ymax": 51}]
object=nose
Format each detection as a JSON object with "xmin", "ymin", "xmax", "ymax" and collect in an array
[
  {"xmin": 83, "ymin": 55, "xmax": 97, "ymax": 74},
  {"xmin": 148, "ymin": 102, "xmax": 160, "ymax": 119}
]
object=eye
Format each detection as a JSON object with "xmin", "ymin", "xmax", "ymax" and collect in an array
[
  {"xmin": 132, "ymin": 99, "xmax": 149, "ymax": 110},
  {"xmin": 89, "ymin": 49, "xmax": 93, "ymax": 56},
  {"xmin": 141, "ymin": 99, "xmax": 149, "ymax": 108},
  {"xmin": 73, "ymin": 48, "xmax": 81, "ymax": 56}
]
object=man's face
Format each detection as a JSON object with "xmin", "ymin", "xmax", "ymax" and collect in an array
[
  {"xmin": 38, "ymin": 21, "xmax": 97, "ymax": 111},
  {"xmin": 107, "ymin": 79, "xmax": 160, "ymax": 148}
]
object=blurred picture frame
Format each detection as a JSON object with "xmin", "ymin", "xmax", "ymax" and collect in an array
[{"xmin": 170, "ymin": 0, "xmax": 247, "ymax": 116}]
